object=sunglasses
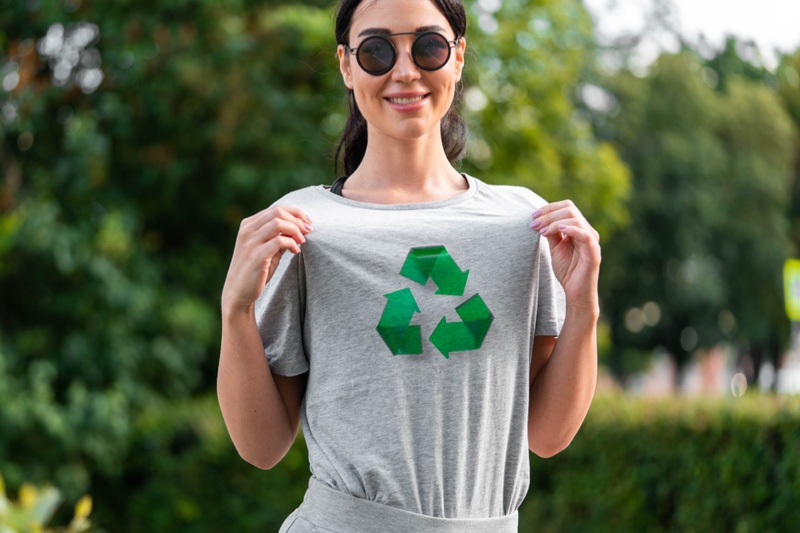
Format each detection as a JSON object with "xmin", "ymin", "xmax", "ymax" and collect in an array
[{"xmin": 345, "ymin": 31, "xmax": 460, "ymax": 76}]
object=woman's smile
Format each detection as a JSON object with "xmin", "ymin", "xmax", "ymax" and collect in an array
[{"xmin": 385, "ymin": 93, "xmax": 430, "ymax": 111}]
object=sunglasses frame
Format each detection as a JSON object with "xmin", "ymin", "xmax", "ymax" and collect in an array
[{"xmin": 345, "ymin": 31, "xmax": 460, "ymax": 76}]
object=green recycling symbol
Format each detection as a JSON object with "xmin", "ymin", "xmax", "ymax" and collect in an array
[{"xmin": 376, "ymin": 245, "xmax": 494, "ymax": 359}]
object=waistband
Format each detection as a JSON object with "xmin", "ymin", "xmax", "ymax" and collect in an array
[{"xmin": 294, "ymin": 477, "xmax": 519, "ymax": 533}]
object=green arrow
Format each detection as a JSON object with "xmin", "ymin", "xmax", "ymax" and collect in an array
[
  {"xmin": 429, "ymin": 294, "xmax": 494, "ymax": 359},
  {"xmin": 376, "ymin": 288, "xmax": 422, "ymax": 355},
  {"xmin": 399, "ymin": 246, "xmax": 469, "ymax": 296}
]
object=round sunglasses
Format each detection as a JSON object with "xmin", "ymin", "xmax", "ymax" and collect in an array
[{"xmin": 345, "ymin": 31, "xmax": 460, "ymax": 76}]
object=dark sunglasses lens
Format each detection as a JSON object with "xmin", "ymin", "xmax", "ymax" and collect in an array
[
  {"xmin": 413, "ymin": 33, "xmax": 450, "ymax": 70},
  {"xmin": 358, "ymin": 37, "xmax": 395, "ymax": 74}
]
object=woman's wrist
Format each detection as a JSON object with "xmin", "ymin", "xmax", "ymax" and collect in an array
[
  {"xmin": 221, "ymin": 300, "xmax": 256, "ymax": 323},
  {"xmin": 564, "ymin": 301, "xmax": 600, "ymax": 324}
]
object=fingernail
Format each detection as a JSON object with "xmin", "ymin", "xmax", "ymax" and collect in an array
[
  {"xmin": 304, "ymin": 223, "xmax": 313, "ymax": 232},
  {"xmin": 530, "ymin": 219, "xmax": 541, "ymax": 229},
  {"xmin": 539, "ymin": 226, "xmax": 548, "ymax": 234},
  {"xmin": 532, "ymin": 209, "xmax": 542, "ymax": 218}
]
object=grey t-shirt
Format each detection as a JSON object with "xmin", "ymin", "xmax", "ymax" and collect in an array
[{"xmin": 255, "ymin": 175, "xmax": 565, "ymax": 519}]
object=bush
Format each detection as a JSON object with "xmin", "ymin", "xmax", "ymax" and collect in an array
[
  {"xmin": 79, "ymin": 393, "xmax": 800, "ymax": 532},
  {"xmin": 521, "ymin": 394, "xmax": 800, "ymax": 532},
  {"xmin": 91, "ymin": 396, "xmax": 309, "ymax": 533}
]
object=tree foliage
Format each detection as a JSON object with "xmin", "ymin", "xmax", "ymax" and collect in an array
[
  {"xmin": 776, "ymin": 51, "xmax": 800, "ymax": 254},
  {"xmin": 592, "ymin": 46, "xmax": 798, "ymax": 375},
  {"xmin": 1, "ymin": 0, "xmax": 338, "ymax": 499},
  {"xmin": 461, "ymin": 0, "xmax": 631, "ymax": 238}
]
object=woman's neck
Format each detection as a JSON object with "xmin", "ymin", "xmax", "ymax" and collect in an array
[{"xmin": 342, "ymin": 129, "xmax": 467, "ymax": 204}]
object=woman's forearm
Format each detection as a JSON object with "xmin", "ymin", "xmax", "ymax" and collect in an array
[
  {"xmin": 528, "ymin": 307, "xmax": 598, "ymax": 457},
  {"xmin": 217, "ymin": 307, "xmax": 298, "ymax": 469}
]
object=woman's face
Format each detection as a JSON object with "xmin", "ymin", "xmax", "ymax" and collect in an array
[{"xmin": 337, "ymin": 0, "xmax": 465, "ymax": 146}]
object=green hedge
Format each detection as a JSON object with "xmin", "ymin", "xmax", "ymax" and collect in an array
[
  {"xmin": 521, "ymin": 394, "xmax": 800, "ymax": 532},
  {"xmin": 90, "ymin": 397, "xmax": 309, "ymax": 532},
  {"xmin": 87, "ymin": 394, "xmax": 800, "ymax": 532}
]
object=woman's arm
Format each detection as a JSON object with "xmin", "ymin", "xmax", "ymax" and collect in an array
[
  {"xmin": 527, "ymin": 200, "xmax": 601, "ymax": 457},
  {"xmin": 217, "ymin": 205, "xmax": 312, "ymax": 469},
  {"xmin": 528, "ymin": 323, "xmax": 597, "ymax": 457},
  {"xmin": 218, "ymin": 309, "xmax": 307, "ymax": 469}
]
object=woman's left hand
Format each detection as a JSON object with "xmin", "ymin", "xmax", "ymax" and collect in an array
[{"xmin": 530, "ymin": 200, "xmax": 601, "ymax": 314}]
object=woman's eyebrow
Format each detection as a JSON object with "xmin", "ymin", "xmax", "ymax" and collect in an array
[
  {"xmin": 357, "ymin": 25, "xmax": 448, "ymax": 38},
  {"xmin": 416, "ymin": 25, "xmax": 448, "ymax": 33}
]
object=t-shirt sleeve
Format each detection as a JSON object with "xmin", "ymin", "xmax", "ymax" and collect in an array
[
  {"xmin": 534, "ymin": 237, "xmax": 566, "ymax": 336},
  {"xmin": 254, "ymin": 250, "xmax": 309, "ymax": 376}
]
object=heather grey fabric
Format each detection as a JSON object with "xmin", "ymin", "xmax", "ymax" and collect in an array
[
  {"xmin": 278, "ymin": 477, "xmax": 519, "ymax": 532},
  {"xmin": 255, "ymin": 174, "xmax": 565, "ymax": 521}
]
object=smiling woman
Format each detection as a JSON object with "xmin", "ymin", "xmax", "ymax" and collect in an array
[
  {"xmin": 216, "ymin": 0, "xmax": 602, "ymax": 531},
  {"xmin": 333, "ymin": 0, "xmax": 466, "ymax": 203},
  {"xmin": 333, "ymin": 0, "xmax": 468, "ymax": 197}
]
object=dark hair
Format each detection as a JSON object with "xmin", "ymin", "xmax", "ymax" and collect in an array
[{"xmin": 334, "ymin": 0, "xmax": 468, "ymax": 176}]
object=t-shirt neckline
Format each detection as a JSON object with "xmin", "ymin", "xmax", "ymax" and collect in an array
[{"xmin": 316, "ymin": 174, "xmax": 478, "ymax": 211}]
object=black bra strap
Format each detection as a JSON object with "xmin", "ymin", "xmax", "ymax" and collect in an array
[{"xmin": 330, "ymin": 176, "xmax": 347, "ymax": 196}]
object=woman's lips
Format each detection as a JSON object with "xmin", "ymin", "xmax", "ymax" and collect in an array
[{"xmin": 384, "ymin": 94, "xmax": 429, "ymax": 110}]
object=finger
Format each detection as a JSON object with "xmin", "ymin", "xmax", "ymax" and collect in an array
[
  {"xmin": 272, "ymin": 234, "xmax": 303, "ymax": 255},
  {"xmin": 532, "ymin": 209, "xmax": 596, "ymax": 240},
  {"xmin": 544, "ymin": 231, "xmax": 564, "ymax": 253},
  {"xmin": 557, "ymin": 223, "xmax": 597, "ymax": 244},
  {"xmin": 260, "ymin": 234, "xmax": 303, "ymax": 261},
  {"xmin": 531, "ymin": 215, "xmax": 583, "ymax": 238},
  {"xmin": 268, "ymin": 206, "xmax": 314, "ymax": 235},
  {"xmin": 531, "ymin": 204, "xmax": 577, "ymax": 231},
  {"xmin": 557, "ymin": 225, "xmax": 602, "ymax": 262},
  {"xmin": 243, "ymin": 205, "xmax": 313, "ymax": 236},
  {"xmin": 277, "ymin": 205, "xmax": 314, "ymax": 227},
  {"xmin": 532, "ymin": 205, "xmax": 582, "ymax": 226},
  {"xmin": 537, "ymin": 218, "xmax": 598, "ymax": 252},
  {"xmin": 252, "ymin": 217, "xmax": 307, "ymax": 247},
  {"xmin": 531, "ymin": 200, "xmax": 576, "ymax": 219}
]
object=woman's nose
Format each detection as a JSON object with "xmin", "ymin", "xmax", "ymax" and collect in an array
[{"xmin": 390, "ymin": 48, "xmax": 421, "ymax": 82}]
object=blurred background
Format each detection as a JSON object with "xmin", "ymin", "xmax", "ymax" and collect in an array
[{"xmin": 1, "ymin": 0, "xmax": 799, "ymax": 531}]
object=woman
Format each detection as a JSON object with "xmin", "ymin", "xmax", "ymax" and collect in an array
[{"xmin": 217, "ymin": 0, "xmax": 600, "ymax": 531}]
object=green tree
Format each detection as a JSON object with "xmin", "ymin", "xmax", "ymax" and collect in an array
[
  {"xmin": 461, "ymin": 0, "xmax": 631, "ymax": 238},
  {"xmin": 592, "ymin": 49, "xmax": 796, "ymax": 376},
  {"xmin": 0, "ymin": 0, "xmax": 339, "ymax": 502},
  {"xmin": 776, "ymin": 51, "xmax": 800, "ymax": 263}
]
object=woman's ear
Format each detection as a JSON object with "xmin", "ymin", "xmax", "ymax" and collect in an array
[
  {"xmin": 338, "ymin": 45, "xmax": 353, "ymax": 89},
  {"xmin": 454, "ymin": 37, "xmax": 466, "ymax": 83}
]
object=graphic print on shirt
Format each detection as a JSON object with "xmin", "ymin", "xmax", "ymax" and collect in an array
[{"xmin": 376, "ymin": 245, "xmax": 494, "ymax": 359}]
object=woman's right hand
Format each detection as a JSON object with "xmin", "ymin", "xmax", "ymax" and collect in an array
[{"xmin": 221, "ymin": 205, "xmax": 313, "ymax": 316}]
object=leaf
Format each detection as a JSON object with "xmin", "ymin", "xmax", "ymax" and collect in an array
[{"xmin": 74, "ymin": 495, "xmax": 92, "ymax": 520}]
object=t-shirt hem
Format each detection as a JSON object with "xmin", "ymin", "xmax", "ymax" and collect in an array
[{"xmin": 265, "ymin": 351, "xmax": 309, "ymax": 377}]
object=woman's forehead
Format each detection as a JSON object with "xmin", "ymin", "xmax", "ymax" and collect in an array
[{"xmin": 350, "ymin": 0, "xmax": 449, "ymax": 35}]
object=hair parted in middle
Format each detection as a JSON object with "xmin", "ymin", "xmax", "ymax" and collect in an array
[{"xmin": 333, "ymin": 0, "xmax": 468, "ymax": 177}]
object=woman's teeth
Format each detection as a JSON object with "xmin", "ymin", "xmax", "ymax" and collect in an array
[{"xmin": 388, "ymin": 96, "xmax": 424, "ymax": 104}]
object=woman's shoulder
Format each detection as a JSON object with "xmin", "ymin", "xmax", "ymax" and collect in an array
[
  {"xmin": 267, "ymin": 184, "xmax": 331, "ymax": 209},
  {"xmin": 468, "ymin": 175, "xmax": 549, "ymax": 209}
]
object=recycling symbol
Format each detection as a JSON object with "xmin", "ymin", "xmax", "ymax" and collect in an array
[{"xmin": 376, "ymin": 245, "xmax": 494, "ymax": 359}]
